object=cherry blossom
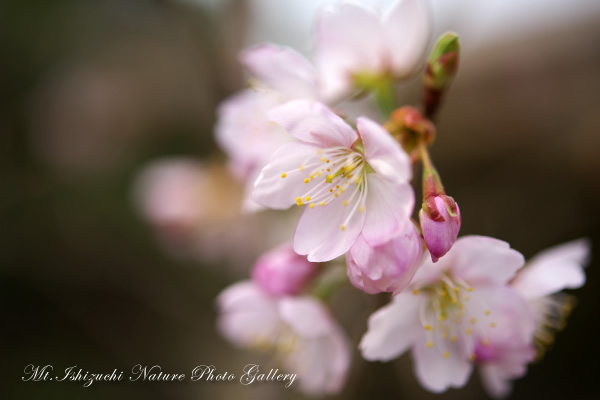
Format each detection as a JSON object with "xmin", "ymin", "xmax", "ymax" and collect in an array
[
  {"xmin": 359, "ymin": 236, "xmax": 530, "ymax": 393},
  {"xmin": 315, "ymin": 0, "xmax": 432, "ymax": 101},
  {"xmin": 253, "ymin": 100, "xmax": 414, "ymax": 262},
  {"xmin": 217, "ymin": 281, "xmax": 350, "ymax": 395},
  {"xmin": 346, "ymin": 221, "xmax": 423, "ymax": 294}
]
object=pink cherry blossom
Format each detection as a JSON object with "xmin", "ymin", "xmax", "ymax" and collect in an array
[
  {"xmin": 217, "ymin": 281, "xmax": 350, "ymax": 396},
  {"xmin": 252, "ymin": 243, "xmax": 320, "ymax": 296},
  {"xmin": 215, "ymin": 44, "xmax": 322, "ymax": 211},
  {"xmin": 359, "ymin": 236, "xmax": 528, "ymax": 393},
  {"xmin": 346, "ymin": 221, "xmax": 423, "ymax": 295},
  {"xmin": 420, "ymin": 195, "xmax": 461, "ymax": 262},
  {"xmin": 315, "ymin": 0, "xmax": 432, "ymax": 101},
  {"xmin": 252, "ymin": 100, "xmax": 414, "ymax": 262}
]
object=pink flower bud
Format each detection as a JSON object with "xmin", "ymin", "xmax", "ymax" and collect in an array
[
  {"xmin": 252, "ymin": 243, "xmax": 319, "ymax": 296},
  {"xmin": 346, "ymin": 223, "xmax": 423, "ymax": 295},
  {"xmin": 419, "ymin": 195, "xmax": 461, "ymax": 262}
]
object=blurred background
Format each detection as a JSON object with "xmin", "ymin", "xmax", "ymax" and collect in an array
[{"xmin": 2, "ymin": 0, "xmax": 599, "ymax": 399}]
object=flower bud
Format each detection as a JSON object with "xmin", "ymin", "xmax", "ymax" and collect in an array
[
  {"xmin": 419, "ymin": 195, "xmax": 461, "ymax": 262},
  {"xmin": 423, "ymin": 32, "xmax": 460, "ymax": 118},
  {"xmin": 252, "ymin": 243, "xmax": 320, "ymax": 296},
  {"xmin": 346, "ymin": 223, "xmax": 423, "ymax": 295},
  {"xmin": 385, "ymin": 106, "xmax": 436, "ymax": 153}
]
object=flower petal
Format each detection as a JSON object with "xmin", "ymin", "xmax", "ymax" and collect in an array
[
  {"xmin": 358, "ymin": 116, "xmax": 412, "ymax": 183},
  {"xmin": 361, "ymin": 173, "xmax": 414, "ymax": 246},
  {"xmin": 252, "ymin": 142, "xmax": 324, "ymax": 209},
  {"xmin": 279, "ymin": 297, "xmax": 335, "ymax": 338},
  {"xmin": 449, "ymin": 236, "xmax": 525, "ymax": 286},
  {"xmin": 347, "ymin": 224, "xmax": 423, "ymax": 295},
  {"xmin": 315, "ymin": 2, "xmax": 387, "ymax": 101},
  {"xmin": 267, "ymin": 100, "xmax": 357, "ymax": 148},
  {"xmin": 240, "ymin": 43, "xmax": 319, "ymax": 99},
  {"xmin": 215, "ymin": 89, "xmax": 291, "ymax": 180},
  {"xmin": 383, "ymin": 0, "xmax": 432, "ymax": 76},
  {"xmin": 512, "ymin": 238, "xmax": 590, "ymax": 299},
  {"xmin": 294, "ymin": 184, "xmax": 366, "ymax": 262},
  {"xmin": 412, "ymin": 336, "xmax": 473, "ymax": 393},
  {"xmin": 216, "ymin": 281, "xmax": 281, "ymax": 348},
  {"xmin": 359, "ymin": 291, "xmax": 423, "ymax": 361}
]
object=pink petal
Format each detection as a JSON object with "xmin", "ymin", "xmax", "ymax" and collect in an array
[
  {"xmin": 449, "ymin": 236, "xmax": 525, "ymax": 286},
  {"xmin": 267, "ymin": 100, "xmax": 357, "ymax": 148},
  {"xmin": 361, "ymin": 174, "xmax": 414, "ymax": 246},
  {"xmin": 294, "ymin": 185, "xmax": 366, "ymax": 262},
  {"xmin": 412, "ymin": 336, "xmax": 473, "ymax": 393},
  {"xmin": 347, "ymin": 224, "xmax": 423, "ymax": 294},
  {"xmin": 216, "ymin": 281, "xmax": 281, "ymax": 348},
  {"xmin": 240, "ymin": 43, "xmax": 319, "ymax": 99},
  {"xmin": 384, "ymin": 0, "xmax": 432, "ymax": 76},
  {"xmin": 512, "ymin": 238, "xmax": 590, "ymax": 299},
  {"xmin": 420, "ymin": 196, "xmax": 461, "ymax": 262},
  {"xmin": 252, "ymin": 142, "xmax": 324, "ymax": 209},
  {"xmin": 215, "ymin": 89, "xmax": 291, "ymax": 180},
  {"xmin": 359, "ymin": 291, "xmax": 423, "ymax": 361},
  {"xmin": 358, "ymin": 116, "xmax": 412, "ymax": 183},
  {"xmin": 315, "ymin": 2, "xmax": 387, "ymax": 101},
  {"xmin": 279, "ymin": 297, "xmax": 335, "ymax": 338}
]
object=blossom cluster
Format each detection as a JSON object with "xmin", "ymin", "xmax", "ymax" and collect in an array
[{"xmin": 207, "ymin": 0, "xmax": 591, "ymax": 397}]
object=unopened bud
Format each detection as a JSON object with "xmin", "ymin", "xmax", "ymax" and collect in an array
[
  {"xmin": 385, "ymin": 106, "xmax": 436, "ymax": 153},
  {"xmin": 423, "ymin": 32, "xmax": 460, "ymax": 118},
  {"xmin": 252, "ymin": 243, "xmax": 319, "ymax": 296},
  {"xmin": 419, "ymin": 195, "xmax": 461, "ymax": 262}
]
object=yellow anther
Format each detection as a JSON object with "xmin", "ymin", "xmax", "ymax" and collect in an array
[
  {"xmin": 304, "ymin": 178, "xmax": 309, "ymax": 184},
  {"xmin": 340, "ymin": 225, "xmax": 346, "ymax": 231},
  {"xmin": 439, "ymin": 315, "xmax": 446, "ymax": 321},
  {"xmin": 450, "ymin": 336, "xmax": 457, "ymax": 343},
  {"xmin": 309, "ymin": 203, "xmax": 315, "ymax": 209},
  {"xmin": 320, "ymin": 201, "xmax": 325, "ymax": 207},
  {"xmin": 481, "ymin": 339, "xmax": 489, "ymax": 346},
  {"xmin": 467, "ymin": 287, "xmax": 473, "ymax": 292},
  {"xmin": 320, "ymin": 157, "xmax": 326, "ymax": 162},
  {"xmin": 296, "ymin": 197, "xmax": 303, "ymax": 206},
  {"xmin": 470, "ymin": 318, "xmax": 477, "ymax": 324},
  {"xmin": 329, "ymin": 188, "xmax": 334, "ymax": 192},
  {"xmin": 426, "ymin": 341, "xmax": 434, "ymax": 348},
  {"xmin": 334, "ymin": 193, "xmax": 339, "ymax": 197},
  {"xmin": 299, "ymin": 165, "xmax": 305, "ymax": 171},
  {"xmin": 453, "ymin": 287, "xmax": 460, "ymax": 293},
  {"xmin": 358, "ymin": 205, "xmax": 365, "ymax": 213},
  {"xmin": 326, "ymin": 160, "xmax": 330, "ymax": 163},
  {"xmin": 316, "ymin": 171, "xmax": 322, "ymax": 177},
  {"xmin": 305, "ymin": 196, "xmax": 311, "ymax": 201},
  {"xmin": 424, "ymin": 324, "xmax": 433, "ymax": 331},
  {"xmin": 412, "ymin": 289, "xmax": 419, "ymax": 295},
  {"xmin": 465, "ymin": 328, "xmax": 472, "ymax": 335},
  {"xmin": 327, "ymin": 168, "xmax": 330, "ymax": 171},
  {"xmin": 490, "ymin": 322, "xmax": 497, "ymax": 328},
  {"xmin": 451, "ymin": 298, "xmax": 458, "ymax": 304},
  {"xmin": 309, "ymin": 174, "xmax": 314, "ymax": 180},
  {"xmin": 336, "ymin": 185, "xmax": 339, "ymax": 188},
  {"xmin": 485, "ymin": 310, "xmax": 491, "ymax": 316},
  {"xmin": 339, "ymin": 187, "xmax": 345, "ymax": 193},
  {"xmin": 281, "ymin": 173, "xmax": 287, "ymax": 178},
  {"xmin": 316, "ymin": 148, "xmax": 323, "ymax": 154},
  {"xmin": 443, "ymin": 351, "xmax": 450, "ymax": 359},
  {"xmin": 343, "ymin": 200, "xmax": 348, "ymax": 206}
]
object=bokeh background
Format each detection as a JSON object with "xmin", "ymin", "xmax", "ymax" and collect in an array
[{"xmin": 2, "ymin": 0, "xmax": 600, "ymax": 399}]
